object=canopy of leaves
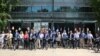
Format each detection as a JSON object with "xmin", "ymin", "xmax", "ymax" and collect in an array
[
  {"xmin": 0, "ymin": 0, "xmax": 19, "ymax": 13},
  {"xmin": 91, "ymin": 0, "xmax": 100, "ymax": 22},
  {"xmin": 0, "ymin": 0, "xmax": 19, "ymax": 30}
]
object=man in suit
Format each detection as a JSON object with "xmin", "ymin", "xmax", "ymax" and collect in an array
[{"xmin": 50, "ymin": 30, "xmax": 57, "ymax": 48}]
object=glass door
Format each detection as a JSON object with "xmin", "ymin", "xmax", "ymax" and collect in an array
[{"xmin": 34, "ymin": 22, "xmax": 49, "ymax": 31}]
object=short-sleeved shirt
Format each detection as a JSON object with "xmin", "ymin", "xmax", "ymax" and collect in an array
[
  {"xmin": 87, "ymin": 33, "xmax": 93, "ymax": 39},
  {"xmin": 74, "ymin": 32, "xmax": 80, "ymax": 39},
  {"xmin": 39, "ymin": 33, "xmax": 44, "ymax": 39}
]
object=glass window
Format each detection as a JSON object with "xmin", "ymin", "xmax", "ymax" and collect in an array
[
  {"xmin": 33, "ymin": 0, "xmax": 51, "ymax": 2},
  {"xmin": 12, "ymin": 6, "xmax": 32, "ymax": 12},
  {"xmin": 31, "ymin": 6, "xmax": 52, "ymax": 12},
  {"xmin": 12, "ymin": 6, "xmax": 52, "ymax": 12},
  {"xmin": 31, "ymin": 6, "xmax": 41, "ymax": 12},
  {"xmin": 54, "ymin": 6, "xmax": 70, "ymax": 12},
  {"xmin": 54, "ymin": 0, "xmax": 76, "ymax": 3},
  {"xmin": 54, "ymin": 6, "xmax": 79, "ymax": 12},
  {"xmin": 54, "ymin": 6, "xmax": 93, "ymax": 12},
  {"xmin": 41, "ymin": 6, "xmax": 52, "ymax": 12},
  {"xmin": 78, "ymin": 7, "xmax": 93, "ymax": 12},
  {"xmin": 54, "ymin": 0, "xmax": 63, "ymax": 2}
]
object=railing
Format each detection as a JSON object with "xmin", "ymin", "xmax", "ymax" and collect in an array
[
  {"xmin": 19, "ymin": 0, "xmax": 91, "ymax": 7},
  {"xmin": 8, "ymin": 19, "xmax": 97, "ymax": 23},
  {"xmin": 11, "ymin": 12, "xmax": 96, "ymax": 19}
]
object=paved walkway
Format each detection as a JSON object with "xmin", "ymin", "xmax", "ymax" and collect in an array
[{"xmin": 0, "ymin": 48, "xmax": 100, "ymax": 56}]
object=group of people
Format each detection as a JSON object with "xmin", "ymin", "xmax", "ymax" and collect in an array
[{"xmin": 0, "ymin": 26, "xmax": 100, "ymax": 51}]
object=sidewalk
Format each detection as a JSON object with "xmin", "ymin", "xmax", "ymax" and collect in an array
[{"xmin": 0, "ymin": 48, "xmax": 99, "ymax": 56}]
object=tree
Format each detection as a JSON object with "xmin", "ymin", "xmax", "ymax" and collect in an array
[
  {"xmin": 91, "ymin": 0, "xmax": 100, "ymax": 23},
  {"xmin": 0, "ymin": 0, "xmax": 19, "ymax": 30}
]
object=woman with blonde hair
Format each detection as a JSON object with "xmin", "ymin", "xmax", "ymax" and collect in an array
[{"xmin": 19, "ymin": 31, "xmax": 24, "ymax": 49}]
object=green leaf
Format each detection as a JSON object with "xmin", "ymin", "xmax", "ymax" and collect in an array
[{"xmin": 91, "ymin": 0, "xmax": 100, "ymax": 23}]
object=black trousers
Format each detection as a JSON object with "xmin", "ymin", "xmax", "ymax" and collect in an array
[
  {"xmin": 69, "ymin": 39, "xmax": 75, "ymax": 48},
  {"xmin": 74, "ymin": 39, "xmax": 80, "ymax": 48},
  {"xmin": 61, "ymin": 38, "xmax": 69, "ymax": 48},
  {"xmin": 29, "ymin": 39, "xmax": 36, "ymax": 49},
  {"xmin": 42, "ymin": 39, "xmax": 48, "ymax": 48},
  {"xmin": 50, "ymin": 39, "xmax": 56, "ymax": 48},
  {"xmin": 24, "ymin": 39, "xmax": 29, "ymax": 49}
]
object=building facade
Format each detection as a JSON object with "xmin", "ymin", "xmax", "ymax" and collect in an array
[{"xmin": 9, "ymin": 0, "xmax": 97, "ymax": 33}]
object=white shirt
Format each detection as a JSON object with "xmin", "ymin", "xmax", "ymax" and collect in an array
[
  {"xmin": 62, "ymin": 32, "xmax": 67, "ymax": 36},
  {"xmin": 39, "ymin": 33, "xmax": 44, "ymax": 39},
  {"xmin": 0, "ymin": 34, "xmax": 5, "ymax": 43},
  {"xmin": 74, "ymin": 32, "xmax": 80, "ymax": 39},
  {"xmin": 87, "ymin": 33, "xmax": 93, "ymax": 39},
  {"xmin": 19, "ymin": 34, "xmax": 24, "ymax": 39},
  {"xmin": 1, "ymin": 34, "xmax": 5, "ymax": 39}
]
